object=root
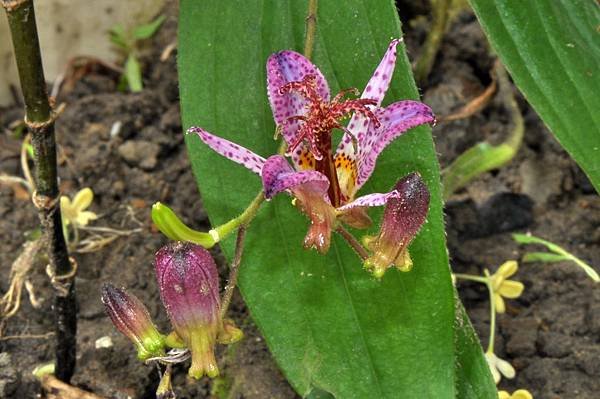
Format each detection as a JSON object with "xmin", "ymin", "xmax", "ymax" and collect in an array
[{"xmin": 0, "ymin": 239, "xmax": 42, "ymax": 319}]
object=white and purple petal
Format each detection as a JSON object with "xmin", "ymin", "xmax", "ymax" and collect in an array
[
  {"xmin": 336, "ymin": 190, "xmax": 402, "ymax": 212},
  {"xmin": 188, "ymin": 127, "xmax": 266, "ymax": 175},
  {"xmin": 338, "ymin": 39, "xmax": 402, "ymax": 162},
  {"xmin": 355, "ymin": 101, "xmax": 435, "ymax": 189},
  {"xmin": 266, "ymin": 51, "xmax": 330, "ymax": 144},
  {"xmin": 261, "ymin": 155, "xmax": 329, "ymax": 199}
]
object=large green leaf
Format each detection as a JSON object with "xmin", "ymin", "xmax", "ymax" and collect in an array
[
  {"xmin": 178, "ymin": 1, "xmax": 495, "ymax": 397},
  {"xmin": 468, "ymin": 0, "xmax": 600, "ymax": 192}
]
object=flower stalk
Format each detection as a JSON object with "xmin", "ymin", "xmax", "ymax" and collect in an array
[{"xmin": 2, "ymin": 0, "xmax": 76, "ymax": 382}]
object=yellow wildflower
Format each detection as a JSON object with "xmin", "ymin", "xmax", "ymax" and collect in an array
[
  {"xmin": 60, "ymin": 187, "xmax": 98, "ymax": 227},
  {"xmin": 498, "ymin": 389, "xmax": 533, "ymax": 399},
  {"xmin": 485, "ymin": 351, "xmax": 515, "ymax": 384},
  {"xmin": 490, "ymin": 260, "xmax": 524, "ymax": 313}
]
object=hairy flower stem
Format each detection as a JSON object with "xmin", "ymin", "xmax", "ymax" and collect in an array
[
  {"xmin": 220, "ymin": 226, "xmax": 247, "ymax": 319},
  {"xmin": 2, "ymin": 0, "xmax": 76, "ymax": 382},
  {"xmin": 336, "ymin": 226, "xmax": 369, "ymax": 261},
  {"xmin": 303, "ymin": 0, "xmax": 318, "ymax": 60}
]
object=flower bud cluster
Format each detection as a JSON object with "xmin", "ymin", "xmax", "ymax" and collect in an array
[{"xmin": 102, "ymin": 242, "xmax": 242, "ymax": 379}]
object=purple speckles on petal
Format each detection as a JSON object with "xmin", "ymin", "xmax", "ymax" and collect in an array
[
  {"xmin": 261, "ymin": 155, "xmax": 329, "ymax": 199},
  {"xmin": 188, "ymin": 127, "xmax": 266, "ymax": 175},
  {"xmin": 336, "ymin": 39, "xmax": 403, "ymax": 184},
  {"xmin": 266, "ymin": 51, "xmax": 330, "ymax": 145},
  {"xmin": 355, "ymin": 101, "xmax": 434, "ymax": 189}
]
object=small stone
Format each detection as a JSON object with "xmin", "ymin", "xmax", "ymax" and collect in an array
[
  {"xmin": 118, "ymin": 140, "xmax": 160, "ymax": 171},
  {"xmin": 0, "ymin": 352, "xmax": 19, "ymax": 397}
]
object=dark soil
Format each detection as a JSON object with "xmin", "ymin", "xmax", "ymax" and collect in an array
[{"xmin": 1, "ymin": 3, "xmax": 598, "ymax": 399}]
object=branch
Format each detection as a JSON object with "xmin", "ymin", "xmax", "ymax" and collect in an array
[{"xmin": 3, "ymin": 0, "xmax": 76, "ymax": 382}]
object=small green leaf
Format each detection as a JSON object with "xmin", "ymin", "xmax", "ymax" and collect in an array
[
  {"xmin": 109, "ymin": 24, "xmax": 129, "ymax": 49},
  {"xmin": 134, "ymin": 15, "xmax": 166, "ymax": 40},
  {"xmin": 513, "ymin": 233, "xmax": 599, "ymax": 282},
  {"xmin": 125, "ymin": 54, "xmax": 143, "ymax": 92},
  {"xmin": 522, "ymin": 252, "xmax": 569, "ymax": 263},
  {"xmin": 468, "ymin": 0, "xmax": 600, "ymax": 193},
  {"xmin": 442, "ymin": 62, "xmax": 523, "ymax": 199},
  {"xmin": 443, "ymin": 142, "xmax": 514, "ymax": 199}
]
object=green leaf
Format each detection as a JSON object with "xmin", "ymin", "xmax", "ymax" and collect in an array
[
  {"xmin": 178, "ymin": 1, "xmax": 495, "ymax": 397},
  {"xmin": 109, "ymin": 24, "xmax": 129, "ymax": 50},
  {"xmin": 125, "ymin": 54, "xmax": 143, "ymax": 92},
  {"xmin": 522, "ymin": 252, "xmax": 570, "ymax": 263},
  {"xmin": 443, "ymin": 142, "xmax": 513, "ymax": 199},
  {"xmin": 454, "ymin": 298, "xmax": 496, "ymax": 399},
  {"xmin": 513, "ymin": 233, "xmax": 599, "ymax": 282},
  {"xmin": 133, "ymin": 15, "xmax": 166, "ymax": 40},
  {"xmin": 468, "ymin": 0, "xmax": 600, "ymax": 193},
  {"xmin": 442, "ymin": 62, "xmax": 523, "ymax": 199}
]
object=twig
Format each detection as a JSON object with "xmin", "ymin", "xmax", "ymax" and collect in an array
[
  {"xmin": 0, "ymin": 332, "xmax": 54, "ymax": 341},
  {"xmin": 335, "ymin": 226, "xmax": 369, "ymax": 261},
  {"xmin": 40, "ymin": 375, "xmax": 106, "ymax": 399},
  {"xmin": 220, "ymin": 226, "xmax": 247, "ymax": 319},
  {"xmin": 3, "ymin": 0, "xmax": 76, "ymax": 382},
  {"xmin": 303, "ymin": 0, "xmax": 318, "ymax": 60},
  {"xmin": 438, "ymin": 75, "xmax": 497, "ymax": 123}
]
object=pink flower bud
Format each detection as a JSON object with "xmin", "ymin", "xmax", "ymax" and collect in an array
[
  {"xmin": 364, "ymin": 173, "xmax": 430, "ymax": 278},
  {"xmin": 155, "ymin": 242, "xmax": 221, "ymax": 379},
  {"xmin": 101, "ymin": 283, "xmax": 165, "ymax": 360}
]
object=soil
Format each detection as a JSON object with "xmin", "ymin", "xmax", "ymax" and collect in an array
[{"xmin": 1, "ymin": 3, "xmax": 598, "ymax": 399}]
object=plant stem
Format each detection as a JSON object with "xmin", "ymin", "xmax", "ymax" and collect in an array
[
  {"xmin": 220, "ymin": 226, "xmax": 247, "ymax": 319},
  {"xmin": 303, "ymin": 0, "xmax": 318, "ymax": 60},
  {"xmin": 414, "ymin": 0, "xmax": 451, "ymax": 84},
  {"xmin": 3, "ymin": 0, "xmax": 76, "ymax": 382},
  {"xmin": 211, "ymin": 193, "xmax": 263, "ymax": 243},
  {"xmin": 336, "ymin": 226, "xmax": 369, "ymax": 261},
  {"xmin": 453, "ymin": 273, "xmax": 488, "ymax": 284},
  {"xmin": 483, "ymin": 269, "xmax": 496, "ymax": 353}
]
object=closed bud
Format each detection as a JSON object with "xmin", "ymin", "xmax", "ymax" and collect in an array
[
  {"xmin": 155, "ymin": 242, "xmax": 221, "ymax": 379},
  {"xmin": 364, "ymin": 173, "xmax": 430, "ymax": 278},
  {"xmin": 101, "ymin": 283, "xmax": 165, "ymax": 360}
]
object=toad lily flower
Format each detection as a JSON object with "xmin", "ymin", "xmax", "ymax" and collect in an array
[
  {"xmin": 188, "ymin": 39, "xmax": 434, "ymax": 253},
  {"xmin": 490, "ymin": 260, "xmax": 524, "ymax": 314},
  {"xmin": 155, "ymin": 242, "xmax": 241, "ymax": 379},
  {"xmin": 363, "ymin": 173, "xmax": 430, "ymax": 278},
  {"xmin": 101, "ymin": 283, "xmax": 165, "ymax": 360}
]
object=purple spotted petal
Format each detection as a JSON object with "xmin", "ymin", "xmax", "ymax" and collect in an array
[
  {"xmin": 360, "ymin": 39, "xmax": 401, "ymax": 107},
  {"xmin": 337, "ymin": 39, "xmax": 402, "ymax": 169},
  {"xmin": 356, "ymin": 101, "xmax": 435, "ymax": 189},
  {"xmin": 336, "ymin": 190, "xmax": 402, "ymax": 212},
  {"xmin": 261, "ymin": 155, "xmax": 328, "ymax": 199},
  {"xmin": 266, "ymin": 50, "xmax": 330, "ymax": 144},
  {"xmin": 188, "ymin": 127, "xmax": 266, "ymax": 175}
]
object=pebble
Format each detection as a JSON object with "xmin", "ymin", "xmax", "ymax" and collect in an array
[{"xmin": 117, "ymin": 140, "xmax": 160, "ymax": 171}]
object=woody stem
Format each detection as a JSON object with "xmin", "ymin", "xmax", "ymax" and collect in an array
[{"xmin": 3, "ymin": 0, "xmax": 76, "ymax": 382}]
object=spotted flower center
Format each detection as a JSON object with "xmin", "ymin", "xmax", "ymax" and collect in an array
[{"xmin": 279, "ymin": 74, "xmax": 380, "ymax": 207}]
